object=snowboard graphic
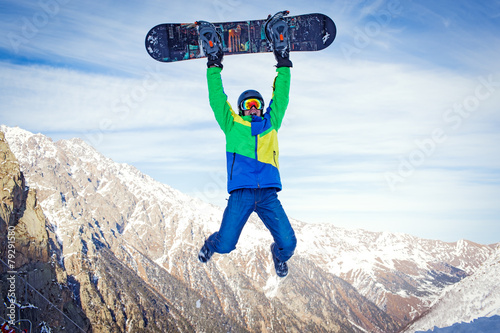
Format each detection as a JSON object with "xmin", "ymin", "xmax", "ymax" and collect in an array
[{"xmin": 145, "ymin": 12, "xmax": 336, "ymax": 63}]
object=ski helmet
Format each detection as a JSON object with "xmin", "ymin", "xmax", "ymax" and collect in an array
[{"xmin": 237, "ymin": 89, "xmax": 265, "ymax": 115}]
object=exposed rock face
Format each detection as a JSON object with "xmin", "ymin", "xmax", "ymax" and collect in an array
[
  {"xmin": 0, "ymin": 131, "xmax": 90, "ymax": 332},
  {"xmin": 2, "ymin": 126, "xmax": 497, "ymax": 333}
]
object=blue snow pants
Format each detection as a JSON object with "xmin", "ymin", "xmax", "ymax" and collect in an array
[{"xmin": 205, "ymin": 188, "xmax": 297, "ymax": 262}]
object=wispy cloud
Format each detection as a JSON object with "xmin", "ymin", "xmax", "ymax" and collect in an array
[{"xmin": 1, "ymin": 0, "xmax": 499, "ymax": 244}]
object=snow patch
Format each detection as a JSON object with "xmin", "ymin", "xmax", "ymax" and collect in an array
[{"xmin": 264, "ymin": 273, "xmax": 283, "ymax": 298}]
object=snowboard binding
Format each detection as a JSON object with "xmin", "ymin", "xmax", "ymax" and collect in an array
[
  {"xmin": 197, "ymin": 21, "xmax": 224, "ymax": 68},
  {"xmin": 264, "ymin": 10, "xmax": 291, "ymax": 59}
]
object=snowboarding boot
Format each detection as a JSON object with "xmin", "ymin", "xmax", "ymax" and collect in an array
[
  {"xmin": 265, "ymin": 11, "xmax": 291, "ymax": 59},
  {"xmin": 198, "ymin": 242, "xmax": 214, "ymax": 263},
  {"xmin": 197, "ymin": 21, "xmax": 224, "ymax": 68},
  {"xmin": 271, "ymin": 243, "xmax": 288, "ymax": 278}
]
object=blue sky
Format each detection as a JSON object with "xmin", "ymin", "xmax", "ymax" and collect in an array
[{"xmin": 1, "ymin": 0, "xmax": 499, "ymax": 244}]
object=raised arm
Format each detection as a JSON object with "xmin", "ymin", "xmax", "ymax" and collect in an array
[
  {"xmin": 268, "ymin": 67, "xmax": 291, "ymax": 130},
  {"xmin": 206, "ymin": 67, "xmax": 236, "ymax": 133},
  {"xmin": 265, "ymin": 12, "xmax": 293, "ymax": 130}
]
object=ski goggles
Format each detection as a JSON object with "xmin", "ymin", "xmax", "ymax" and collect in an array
[{"xmin": 240, "ymin": 98, "xmax": 264, "ymax": 111}]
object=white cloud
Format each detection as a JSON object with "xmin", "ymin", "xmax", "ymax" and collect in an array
[{"xmin": 1, "ymin": 0, "xmax": 499, "ymax": 244}]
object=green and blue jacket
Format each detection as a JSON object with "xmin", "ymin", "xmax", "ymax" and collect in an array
[{"xmin": 207, "ymin": 66, "xmax": 291, "ymax": 193}]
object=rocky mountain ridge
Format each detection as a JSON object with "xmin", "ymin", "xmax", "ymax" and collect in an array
[
  {"xmin": 0, "ymin": 131, "xmax": 90, "ymax": 332},
  {"xmin": 1, "ymin": 125, "xmax": 498, "ymax": 332}
]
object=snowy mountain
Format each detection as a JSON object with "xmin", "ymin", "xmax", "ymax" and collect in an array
[
  {"xmin": 415, "ymin": 316, "xmax": 500, "ymax": 333},
  {"xmin": 1, "ymin": 125, "xmax": 498, "ymax": 332},
  {"xmin": 403, "ymin": 245, "xmax": 500, "ymax": 332}
]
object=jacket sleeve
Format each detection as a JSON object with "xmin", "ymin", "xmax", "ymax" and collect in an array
[
  {"xmin": 206, "ymin": 67, "xmax": 235, "ymax": 133},
  {"xmin": 268, "ymin": 66, "xmax": 291, "ymax": 131}
]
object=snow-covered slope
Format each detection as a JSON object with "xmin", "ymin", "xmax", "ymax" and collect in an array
[
  {"xmin": 403, "ymin": 245, "xmax": 500, "ymax": 332},
  {"xmin": 415, "ymin": 316, "xmax": 500, "ymax": 333}
]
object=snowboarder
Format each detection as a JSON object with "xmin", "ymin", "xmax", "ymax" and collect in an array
[{"xmin": 197, "ymin": 13, "xmax": 297, "ymax": 278}]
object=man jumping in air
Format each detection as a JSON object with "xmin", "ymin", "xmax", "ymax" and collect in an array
[{"xmin": 197, "ymin": 13, "xmax": 296, "ymax": 277}]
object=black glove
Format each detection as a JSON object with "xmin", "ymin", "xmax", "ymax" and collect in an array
[
  {"xmin": 207, "ymin": 49, "xmax": 224, "ymax": 69},
  {"xmin": 274, "ymin": 50, "xmax": 292, "ymax": 68}
]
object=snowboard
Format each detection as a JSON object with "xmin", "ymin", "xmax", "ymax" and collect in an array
[{"xmin": 145, "ymin": 12, "xmax": 336, "ymax": 63}]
